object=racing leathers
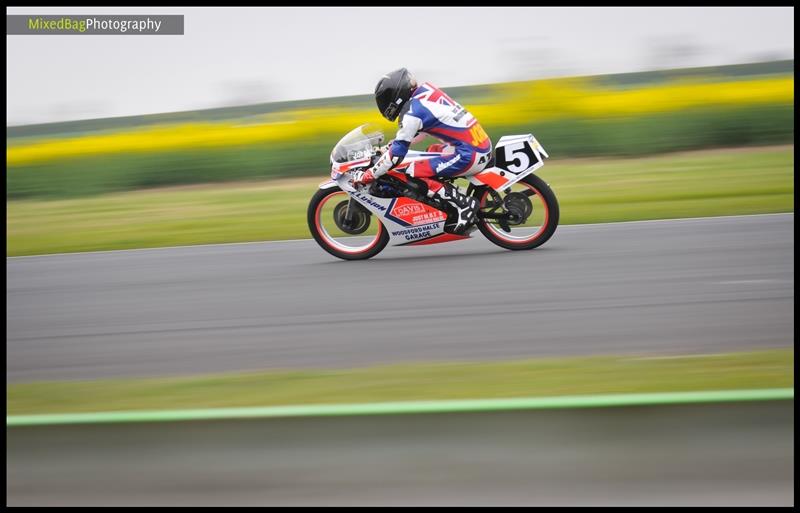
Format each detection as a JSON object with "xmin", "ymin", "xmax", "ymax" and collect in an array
[{"xmin": 355, "ymin": 82, "xmax": 493, "ymax": 233}]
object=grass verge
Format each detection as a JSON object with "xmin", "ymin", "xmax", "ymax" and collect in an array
[
  {"xmin": 7, "ymin": 348, "xmax": 793, "ymax": 415},
  {"xmin": 7, "ymin": 145, "xmax": 794, "ymax": 256},
  {"xmin": 7, "ymin": 104, "xmax": 793, "ymax": 199}
]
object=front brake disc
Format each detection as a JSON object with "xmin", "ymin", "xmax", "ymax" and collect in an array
[{"xmin": 333, "ymin": 200, "xmax": 370, "ymax": 235}]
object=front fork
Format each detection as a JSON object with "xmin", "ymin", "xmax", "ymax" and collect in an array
[{"xmin": 344, "ymin": 196, "xmax": 357, "ymax": 224}]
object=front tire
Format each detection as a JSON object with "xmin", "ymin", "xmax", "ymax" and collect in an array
[
  {"xmin": 307, "ymin": 186, "xmax": 389, "ymax": 260},
  {"xmin": 477, "ymin": 174, "xmax": 559, "ymax": 250}
]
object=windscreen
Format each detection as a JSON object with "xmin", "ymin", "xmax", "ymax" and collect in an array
[{"xmin": 331, "ymin": 124, "xmax": 384, "ymax": 164}]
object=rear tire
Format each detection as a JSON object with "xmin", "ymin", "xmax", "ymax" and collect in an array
[
  {"xmin": 307, "ymin": 186, "xmax": 389, "ymax": 260},
  {"xmin": 477, "ymin": 174, "xmax": 559, "ymax": 250}
]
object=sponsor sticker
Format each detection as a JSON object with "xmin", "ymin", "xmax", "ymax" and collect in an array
[
  {"xmin": 354, "ymin": 192, "xmax": 387, "ymax": 211},
  {"xmin": 390, "ymin": 222, "xmax": 442, "ymax": 241},
  {"xmin": 390, "ymin": 197, "xmax": 446, "ymax": 225},
  {"xmin": 435, "ymin": 154, "xmax": 461, "ymax": 173}
]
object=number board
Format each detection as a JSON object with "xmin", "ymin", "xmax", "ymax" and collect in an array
[{"xmin": 494, "ymin": 135, "xmax": 548, "ymax": 174}]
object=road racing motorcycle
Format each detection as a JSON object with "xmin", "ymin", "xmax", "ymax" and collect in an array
[{"xmin": 308, "ymin": 124, "xmax": 559, "ymax": 260}]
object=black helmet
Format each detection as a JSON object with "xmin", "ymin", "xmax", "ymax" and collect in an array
[{"xmin": 375, "ymin": 68, "xmax": 415, "ymax": 122}]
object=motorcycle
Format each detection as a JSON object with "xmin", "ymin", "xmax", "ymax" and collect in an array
[{"xmin": 308, "ymin": 124, "xmax": 559, "ymax": 260}]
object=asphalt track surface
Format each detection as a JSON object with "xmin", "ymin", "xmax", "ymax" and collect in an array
[
  {"xmin": 6, "ymin": 214, "xmax": 794, "ymax": 382},
  {"xmin": 6, "ymin": 401, "xmax": 794, "ymax": 506}
]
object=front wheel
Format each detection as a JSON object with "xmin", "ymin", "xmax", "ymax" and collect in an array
[
  {"xmin": 308, "ymin": 186, "xmax": 389, "ymax": 260},
  {"xmin": 477, "ymin": 174, "xmax": 559, "ymax": 250}
]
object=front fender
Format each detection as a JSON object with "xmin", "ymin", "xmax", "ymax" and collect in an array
[{"xmin": 321, "ymin": 175, "xmax": 357, "ymax": 193}]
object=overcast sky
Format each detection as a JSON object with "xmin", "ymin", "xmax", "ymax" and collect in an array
[{"xmin": 6, "ymin": 6, "xmax": 794, "ymax": 126}]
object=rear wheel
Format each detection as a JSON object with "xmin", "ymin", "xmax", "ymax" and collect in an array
[
  {"xmin": 477, "ymin": 174, "xmax": 559, "ymax": 250},
  {"xmin": 307, "ymin": 187, "xmax": 389, "ymax": 260}
]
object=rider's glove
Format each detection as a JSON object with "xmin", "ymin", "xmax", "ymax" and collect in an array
[
  {"xmin": 352, "ymin": 169, "xmax": 376, "ymax": 187},
  {"xmin": 352, "ymin": 147, "xmax": 395, "ymax": 187},
  {"xmin": 371, "ymin": 150, "xmax": 395, "ymax": 176}
]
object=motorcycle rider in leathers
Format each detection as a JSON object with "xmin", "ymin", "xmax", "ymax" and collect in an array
[{"xmin": 352, "ymin": 68, "xmax": 493, "ymax": 234}]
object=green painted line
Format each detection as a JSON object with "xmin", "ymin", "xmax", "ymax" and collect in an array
[{"xmin": 6, "ymin": 388, "xmax": 793, "ymax": 427}]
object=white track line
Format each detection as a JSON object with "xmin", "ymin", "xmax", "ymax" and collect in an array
[{"xmin": 7, "ymin": 212, "xmax": 793, "ymax": 260}]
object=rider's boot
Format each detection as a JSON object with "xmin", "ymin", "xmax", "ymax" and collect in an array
[{"xmin": 433, "ymin": 182, "xmax": 479, "ymax": 234}]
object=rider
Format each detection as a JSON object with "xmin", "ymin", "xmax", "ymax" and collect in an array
[{"xmin": 353, "ymin": 68, "xmax": 493, "ymax": 234}]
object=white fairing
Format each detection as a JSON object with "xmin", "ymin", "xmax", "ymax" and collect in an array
[
  {"xmin": 319, "ymin": 126, "xmax": 550, "ymax": 249},
  {"xmin": 333, "ymin": 174, "xmax": 449, "ymax": 246}
]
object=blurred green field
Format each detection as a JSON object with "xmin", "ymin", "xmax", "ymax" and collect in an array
[
  {"xmin": 7, "ymin": 145, "xmax": 794, "ymax": 256},
  {"xmin": 7, "ymin": 104, "xmax": 793, "ymax": 200},
  {"xmin": 7, "ymin": 60, "xmax": 794, "ymax": 200},
  {"xmin": 7, "ymin": 348, "xmax": 792, "ymax": 415}
]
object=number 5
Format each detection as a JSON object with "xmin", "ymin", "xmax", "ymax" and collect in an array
[{"xmin": 502, "ymin": 141, "xmax": 532, "ymax": 172}]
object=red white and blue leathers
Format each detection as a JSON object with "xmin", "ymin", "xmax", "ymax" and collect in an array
[{"xmin": 370, "ymin": 82, "xmax": 493, "ymax": 186}]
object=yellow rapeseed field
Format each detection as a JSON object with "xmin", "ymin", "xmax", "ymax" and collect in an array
[
  {"xmin": 7, "ymin": 76, "xmax": 793, "ymax": 167},
  {"xmin": 478, "ymin": 76, "xmax": 793, "ymax": 123}
]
